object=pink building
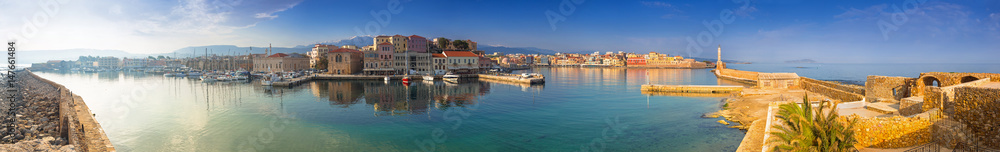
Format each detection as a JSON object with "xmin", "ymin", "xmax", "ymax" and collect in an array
[{"xmin": 407, "ymin": 35, "xmax": 428, "ymax": 53}]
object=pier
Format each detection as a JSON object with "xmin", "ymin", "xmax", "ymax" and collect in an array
[
  {"xmin": 477, "ymin": 74, "xmax": 545, "ymax": 84},
  {"xmin": 640, "ymin": 84, "xmax": 744, "ymax": 93}
]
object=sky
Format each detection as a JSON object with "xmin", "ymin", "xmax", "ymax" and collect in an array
[{"xmin": 2, "ymin": 0, "xmax": 999, "ymax": 63}]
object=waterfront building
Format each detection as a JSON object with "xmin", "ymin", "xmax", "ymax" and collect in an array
[
  {"xmin": 443, "ymin": 51, "xmax": 480, "ymax": 74},
  {"xmin": 432, "ymin": 53, "xmax": 447, "ymax": 75},
  {"xmin": 626, "ymin": 56, "xmax": 646, "ymax": 66},
  {"xmin": 478, "ymin": 56, "xmax": 493, "ymax": 70},
  {"xmin": 121, "ymin": 58, "xmax": 148, "ymax": 68},
  {"xmin": 362, "ymin": 43, "xmax": 396, "ymax": 75},
  {"xmin": 183, "ymin": 55, "xmax": 253, "ymax": 71},
  {"xmin": 407, "ymin": 35, "xmax": 428, "ymax": 53},
  {"xmin": 97, "ymin": 56, "xmax": 121, "ymax": 69},
  {"xmin": 252, "ymin": 53, "xmax": 309, "ymax": 72},
  {"xmin": 393, "ymin": 51, "xmax": 432, "ymax": 75},
  {"xmin": 536, "ymin": 56, "xmax": 550, "ymax": 66},
  {"xmin": 327, "ymin": 48, "xmax": 363, "ymax": 75},
  {"xmin": 310, "ymin": 44, "xmax": 338, "ymax": 68}
]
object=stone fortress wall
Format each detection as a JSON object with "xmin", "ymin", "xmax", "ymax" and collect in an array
[
  {"xmin": 865, "ymin": 76, "xmax": 916, "ymax": 103},
  {"xmin": 952, "ymin": 87, "xmax": 1000, "ymax": 149},
  {"xmin": 800, "ymin": 77, "xmax": 865, "ymax": 103}
]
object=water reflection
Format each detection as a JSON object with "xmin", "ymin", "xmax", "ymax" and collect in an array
[{"xmin": 307, "ymin": 80, "xmax": 491, "ymax": 116}]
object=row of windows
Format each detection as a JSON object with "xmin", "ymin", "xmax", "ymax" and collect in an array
[{"xmin": 449, "ymin": 59, "xmax": 476, "ymax": 64}]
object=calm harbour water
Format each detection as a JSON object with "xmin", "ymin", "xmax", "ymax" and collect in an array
[{"xmin": 35, "ymin": 67, "xmax": 747, "ymax": 151}]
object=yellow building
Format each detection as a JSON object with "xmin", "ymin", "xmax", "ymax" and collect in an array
[
  {"xmin": 390, "ymin": 35, "xmax": 409, "ymax": 53},
  {"xmin": 373, "ymin": 35, "xmax": 410, "ymax": 53}
]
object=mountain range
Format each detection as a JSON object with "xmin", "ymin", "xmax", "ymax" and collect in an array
[{"xmin": 17, "ymin": 36, "xmax": 742, "ymax": 64}]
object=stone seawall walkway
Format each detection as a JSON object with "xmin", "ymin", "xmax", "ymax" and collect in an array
[{"xmin": 1, "ymin": 70, "xmax": 114, "ymax": 152}]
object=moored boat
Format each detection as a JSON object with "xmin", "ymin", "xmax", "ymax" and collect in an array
[
  {"xmin": 422, "ymin": 75, "xmax": 435, "ymax": 81},
  {"xmin": 443, "ymin": 74, "xmax": 459, "ymax": 83}
]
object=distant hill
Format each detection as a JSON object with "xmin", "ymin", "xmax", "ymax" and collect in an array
[
  {"xmin": 478, "ymin": 45, "xmax": 558, "ymax": 55},
  {"xmin": 169, "ymin": 45, "xmax": 310, "ymax": 57},
  {"xmin": 785, "ymin": 59, "xmax": 817, "ymax": 63},
  {"xmin": 19, "ymin": 49, "xmax": 149, "ymax": 64},
  {"xmin": 294, "ymin": 36, "xmax": 375, "ymax": 48}
]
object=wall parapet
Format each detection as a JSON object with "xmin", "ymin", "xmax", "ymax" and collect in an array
[
  {"xmin": 801, "ymin": 79, "xmax": 864, "ymax": 102},
  {"xmin": 850, "ymin": 115, "xmax": 932, "ymax": 149},
  {"xmin": 802, "ymin": 77, "xmax": 865, "ymax": 95}
]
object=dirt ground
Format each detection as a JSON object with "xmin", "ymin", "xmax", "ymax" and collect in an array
[{"xmin": 706, "ymin": 88, "xmax": 833, "ymax": 129}]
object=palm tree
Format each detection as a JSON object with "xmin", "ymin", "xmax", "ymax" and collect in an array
[{"xmin": 770, "ymin": 94, "xmax": 857, "ymax": 152}]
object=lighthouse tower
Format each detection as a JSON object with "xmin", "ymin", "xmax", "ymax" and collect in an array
[{"xmin": 716, "ymin": 45, "xmax": 723, "ymax": 70}]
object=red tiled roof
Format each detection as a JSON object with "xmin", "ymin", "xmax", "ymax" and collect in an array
[
  {"xmin": 268, "ymin": 53, "xmax": 289, "ymax": 58},
  {"xmin": 329, "ymin": 48, "xmax": 360, "ymax": 53},
  {"xmin": 432, "ymin": 53, "xmax": 446, "ymax": 58},
  {"xmin": 408, "ymin": 35, "xmax": 425, "ymax": 39},
  {"xmin": 443, "ymin": 51, "xmax": 479, "ymax": 57}
]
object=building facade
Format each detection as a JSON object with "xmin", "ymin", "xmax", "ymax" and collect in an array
[
  {"xmin": 327, "ymin": 48, "xmax": 363, "ymax": 75},
  {"xmin": 362, "ymin": 43, "xmax": 396, "ymax": 75},
  {"xmin": 432, "ymin": 53, "xmax": 447, "ymax": 75},
  {"xmin": 407, "ymin": 35, "xmax": 428, "ymax": 53},
  {"xmin": 97, "ymin": 56, "xmax": 121, "ymax": 69},
  {"xmin": 443, "ymin": 51, "xmax": 479, "ymax": 74},
  {"xmin": 309, "ymin": 44, "xmax": 338, "ymax": 68},
  {"xmin": 252, "ymin": 53, "xmax": 309, "ymax": 72},
  {"xmin": 393, "ymin": 51, "xmax": 432, "ymax": 75}
]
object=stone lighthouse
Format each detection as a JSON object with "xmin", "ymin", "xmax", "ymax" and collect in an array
[{"xmin": 716, "ymin": 45, "xmax": 724, "ymax": 70}]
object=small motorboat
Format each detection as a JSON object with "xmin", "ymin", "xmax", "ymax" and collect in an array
[
  {"xmin": 422, "ymin": 75, "xmax": 435, "ymax": 81},
  {"xmin": 384, "ymin": 76, "xmax": 391, "ymax": 81},
  {"xmin": 443, "ymin": 74, "xmax": 459, "ymax": 83}
]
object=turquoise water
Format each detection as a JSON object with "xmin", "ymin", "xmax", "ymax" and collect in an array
[{"xmin": 34, "ymin": 67, "xmax": 744, "ymax": 151}]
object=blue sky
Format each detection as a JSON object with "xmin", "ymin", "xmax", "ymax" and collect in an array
[{"xmin": 2, "ymin": 0, "xmax": 999, "ymax": 63}]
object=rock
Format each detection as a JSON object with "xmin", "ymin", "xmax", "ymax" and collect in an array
[
  {"xmin": 701, "ymin": 113, "xmax": 720, "ymax": 118},
  {"xmin": 717, "ymin": 120, "xmax": 730, "ymax": 125}
]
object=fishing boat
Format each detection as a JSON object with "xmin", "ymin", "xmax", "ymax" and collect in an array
[
  {"xmin": 261, "ymin": 74, "xmax": 281, "ymax": 86},
  {"xmin": 443, "ymin": 73, "xmax": 460, "ymax": 83},
  {"xmin": 401, "ymin": 76, "xmax": 411, "ymax": 82}
]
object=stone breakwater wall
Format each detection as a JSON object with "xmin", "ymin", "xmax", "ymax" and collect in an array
[
  {"xmin": 26, "ymin": 71, "xmax": 114, "ymax": 152},
  {"xmin": 952, "ymin": 87, "xmax": 1000, "ymax": 149},
  {"xmin": 849, "ymin": 115, "xmax": 932, "ymax": 148},
  {"xmin": 800, "ymin": 78, "xmax": 864, "ymax": 103},
  {"xmin": 864, "ymin": 76, "xmax": 915, "ymax": 103},
  {"xmin": 718, "ymin": 69, "xmax": 758, "ymax": 81}
]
